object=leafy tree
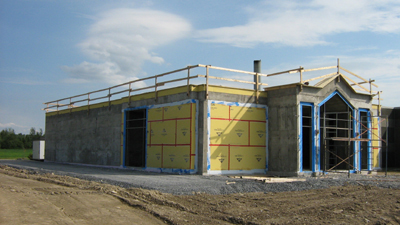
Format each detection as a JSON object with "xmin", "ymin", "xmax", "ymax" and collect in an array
[{"xmin": 0, "ymin": 127, "xmax": 44, "ymax": 149}]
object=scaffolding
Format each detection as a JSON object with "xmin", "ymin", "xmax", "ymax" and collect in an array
[{"xmin": 321, "ymin": 112, "xmax": 389, "ymax": 176}]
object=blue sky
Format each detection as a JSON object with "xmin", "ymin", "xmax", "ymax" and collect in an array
[{"xmin": 1, "ymin": 0, "xmax": 400, "ymax": 134}]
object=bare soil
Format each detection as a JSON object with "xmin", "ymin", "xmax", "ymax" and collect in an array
[{"xmin": 1, "ymin": 165, "xmax": 400, "ymax": 225}]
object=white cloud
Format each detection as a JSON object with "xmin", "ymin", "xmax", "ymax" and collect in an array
[
  {"xmin": 197, "ymin": 0, "xmax": 400, "ymax": 47},
  {"xmin": 63, "ymin": 8, "xmax": 192, "ymax": 85}
]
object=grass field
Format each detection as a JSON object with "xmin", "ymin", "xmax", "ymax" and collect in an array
[{"xmin": 0, "ymin": 149, "xmax": 32, "ymax": 159}]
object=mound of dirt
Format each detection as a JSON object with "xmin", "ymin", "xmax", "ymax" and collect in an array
[{"xmin": 0, "ymin": 165, "xmax": 399, "ymax": 224}]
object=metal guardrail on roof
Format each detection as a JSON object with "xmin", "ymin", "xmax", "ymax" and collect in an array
[{"xmin": 43, "ymin": 59, "xmax": 381, "ymax": 113}]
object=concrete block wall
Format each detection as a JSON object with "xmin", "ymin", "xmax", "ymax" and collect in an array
[
  {"xmin": 45, "ymin": 105, "xmax": 122, "ymax": 166},
  {"xmin": 266, "ymin": 87, "xmax": 299, "ymax": 176}
]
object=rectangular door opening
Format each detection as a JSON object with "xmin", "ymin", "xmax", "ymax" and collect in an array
[{"xmin": 125, "ymin": 109, "xmax": 146, "ymax": 167}]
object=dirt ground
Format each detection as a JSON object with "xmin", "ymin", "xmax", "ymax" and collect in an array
[{"xmin": 1, "ymin": 165, "xmax": 400, "ymax": 225}]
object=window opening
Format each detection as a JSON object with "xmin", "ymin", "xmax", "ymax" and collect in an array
[
  {"xmin": 360, "ymin": 111, "xmax": 370, "ymax": 170},
  {"xmin": 301, "ymin": 105, "xmax": 313, "ymax": 171}
]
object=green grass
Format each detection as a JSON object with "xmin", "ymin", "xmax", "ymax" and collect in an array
[{"xmin": 0, "ymin": 149, "xmax": 32, "ymax": 159}]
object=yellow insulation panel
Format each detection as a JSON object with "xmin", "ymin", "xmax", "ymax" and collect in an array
[
  {"xmin": 163, "ymin": 146, "xmax": 191, "ymax": 169},
  {"xmin": 230, "ymin": 106, "xmax": 266, "ymax": 121},
  {"xmin": 210, "ymin": 103, "xmax": 230, "ymax": 119},
  {"xmin": 147, "ymin": 146, "xmax": 162, "ymax": 168},
  {"xmin": 209, "ymin": 102, "xmax": 266, "ymax": 171},
  {"xmin": 148, "ymin": 107, "xmax": 163, "ymax": 121},
  {"xmin": 176, "ymin": 120, "xmax": 191, "ymax": 144},
  {"xmin": 164, "ymin": 104, "xmax": 191, "ymax": 119},
  {"xmin": 210, "ymin": 146, "xmax": 229, "ymax": 170},
  {"xmin": 229, "ymin": 147, "xmax": 266, "ymax": 170},
  {"xmin": 146, "ymin": 103, "xmax": 196, "ymax": 170},
  {"xmin": 250, "ymin": 122, "xmax": 266, "ymax": 146},
  {"xmin": 149, "ymin": 120, "xmax": 176, "ymax": 145},
  {"xmin": 210, "ymin": 120, "xmax": 249, "ymax": 145},
  {"xmin": 372, "ymin": 117, "xmax": 380, "ymax": 168}
]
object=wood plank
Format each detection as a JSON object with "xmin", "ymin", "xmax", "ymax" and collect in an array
[
  {"xmin": 199, "ymin": 64, "xmax": 269, "ymax": 77},
  {"xmin": 157, "ymin": 75, "xmax": 198, "ymax": 86},
  {"xmin": 267, "ymin": 68, "xmax": 301, "ymax": 77},
  {"xmin": 340, "ymin": 67, "xmax": 378, "ymax": 87},
  {"xmin": 207, "ymin": 75, "xmax": 256, "ymax": 84},
  {"xmin": 303, "ymin": 66, "xmax": 336, "ymax": 72},
  {"xmin": 353, "ymin": 87, "xmax": 378, "ymax": 93},
  {"xmin": 302, "ymin": 72, "xmax": 337, "ymax": 83},
  {"xmin": 340, "ymin": 74, "xmax": 370, "ymax": 92}
]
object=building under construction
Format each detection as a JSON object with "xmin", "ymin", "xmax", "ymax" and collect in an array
[{"xmin": 43, "ymin": 60, "xmax": 391, "ymax": 176}]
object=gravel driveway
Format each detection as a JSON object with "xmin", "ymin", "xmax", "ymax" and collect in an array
[{"xmin": 1, "ymin": 159, "xmax": 399, "ymax": 195}]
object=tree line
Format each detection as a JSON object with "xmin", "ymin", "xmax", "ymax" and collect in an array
[{"xmin": 0, "ymin": 128, "xmax": 44, "ymax": 149}]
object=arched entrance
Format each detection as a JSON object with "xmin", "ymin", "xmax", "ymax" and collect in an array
[{"xmin": 318, "ymin": 91, "xmax": 356, "ymax": 172}]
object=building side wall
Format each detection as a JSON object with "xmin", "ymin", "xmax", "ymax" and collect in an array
[{"xmin": 45, "ymin": 105, "xmax": 122, "ymax": 166}]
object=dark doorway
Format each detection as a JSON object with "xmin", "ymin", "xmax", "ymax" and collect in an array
[
  {"xmin": 302, "ymin": 105, "xmax": 313, "ymax": 171},
  {"xmin": 320, "ymin": 94, "xmax": 354, "ymax": 172},
  {"xmin": 125, "ymin": 109, "xmax": 146, "ymax": 167}
]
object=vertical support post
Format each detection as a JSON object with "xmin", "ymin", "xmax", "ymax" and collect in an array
[
  {"xmin": 108, "ymin": 88, "xmax": 111, "ymax": 110},
  {"xmin": 87, "ymin": 93, "xmax": 90, "ymax": 114},
  {"xmin": 255, "ymin": 73, "xmax": 259, "ymax": 104},
  {"xmin": 300, "ymin": 67, "xmax": 303, "ymax": 84},
  {"xmin": 128, "ymin": 83, "xmax": 131, "ymax": 106},
  {"xmin": 337, "ymin": 58, "xmax": 340, "ymax": 74},
  {"xmin": 69, "ymin": 98, "xmax": 72, "ymax": 114},
  {"xmin": 378, "ymin": 91, "xmax": 381, "ymax": 116},
  {"xmin": 187, "ymin": 66, "xmax": 190, "ymax": 97},
  {"xmin": 206, "ymin": 65, "xmax": 209, "ymax": 99},
  {"xmin": 369, "ymin": 79, "xmax": 373, "ymax": 94},
  {"xmin": 155, "ymin": 76, "xmax": 158, "ymax": 101}
]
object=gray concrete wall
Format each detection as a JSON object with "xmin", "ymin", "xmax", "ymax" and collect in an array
[
  {"xmin": 266, "ymin": 86, "xmax": 299, "ymax": 176},
  {"xmin": 45, "ymin": 105, "xmax": 122, "ymax": 166}
]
